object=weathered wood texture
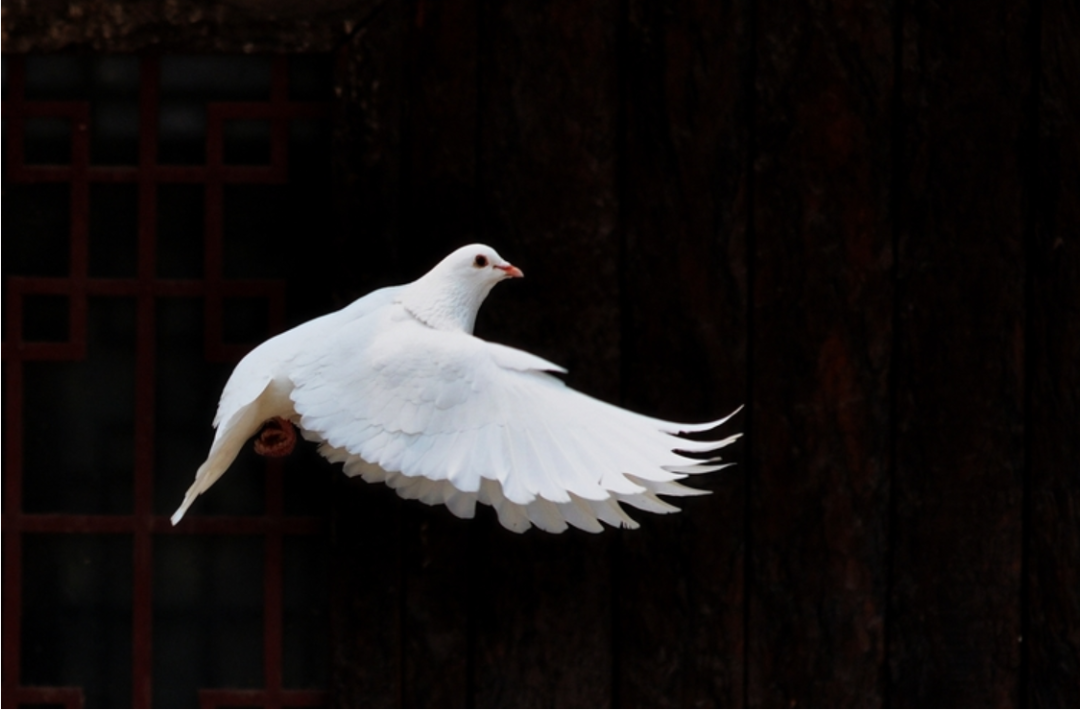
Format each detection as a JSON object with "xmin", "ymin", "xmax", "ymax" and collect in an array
[
  {"xmin": 4, "ymin": 0, "xmax": 1077, "ymax": 706},
  {"xmin": 617, "ymin": 0, "xmax": 749, "ymax": 706},
  {"xmin": 0, "ymin": 0, "xmax": 380, "ymax": 53},
  {"xmin": 1027, "ymin": 0, "xmax": 1080, "ymax": 705},
  {"xmin": 890, "ymin": 0, "xmax": 1029, "ymax": 704},
  {"xmin": 750, "ymin": 0, "xmax": 894, "ymax": 704}
]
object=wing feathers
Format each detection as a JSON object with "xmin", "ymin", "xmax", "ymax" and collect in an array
[
  {"xmin": 287, "ymin": 311, "xmax": 739, "ymax": 534},
  {"xmin": 445, "ymin": 490, "xmax": 478, "ymax": 519},
  {"xmin": 316, "ymin": 444, "xmax": 721, "ymax": 533},
  {"xmin": 525, "ymin": 498, "xmax": 570, "ymax": 534},
  {"xmin": 558, "ymin": 496, "xmax": 605, "ymax": 533}
]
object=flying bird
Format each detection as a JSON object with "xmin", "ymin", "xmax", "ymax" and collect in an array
[{"xmin": 171, "ymin": 245, "xmax": 740, "ymax": 533}]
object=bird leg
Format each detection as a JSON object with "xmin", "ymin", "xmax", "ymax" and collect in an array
[{"xmin": 253, "ymin": 417, "xmax": 297, "ymax": 458}]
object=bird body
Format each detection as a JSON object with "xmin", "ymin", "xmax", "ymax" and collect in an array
[{"xmin": 172, "ymin": 245, "xmax": 740, "ymax": 533}]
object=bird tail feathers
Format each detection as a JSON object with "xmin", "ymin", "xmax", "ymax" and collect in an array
[{"xmin": 170, "ymin": 403, "xmax": 266, "ymax": 525}]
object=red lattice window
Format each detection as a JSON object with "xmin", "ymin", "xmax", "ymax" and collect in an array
[{"xmin": 3, "ymin": 55, "xmax": 335, "ymax": 708}]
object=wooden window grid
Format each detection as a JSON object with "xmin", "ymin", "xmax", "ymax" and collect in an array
[{"xmin": 2, "ymin": 55, "xmax": 331, "ymax": 708}]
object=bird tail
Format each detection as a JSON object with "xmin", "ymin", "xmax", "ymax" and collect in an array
[{"xmin": 170, "ymin": 404, "xmax": 265, "ymax": 525}]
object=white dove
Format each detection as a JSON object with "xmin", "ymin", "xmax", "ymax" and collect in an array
[{"xmin": 171, "ymin": 244, "xmax": 740, "ymax": 533}]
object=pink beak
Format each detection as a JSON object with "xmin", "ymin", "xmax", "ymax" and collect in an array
[{"xmin": 495, "ymin": 264, "xmax": 524, "ymax": 278}]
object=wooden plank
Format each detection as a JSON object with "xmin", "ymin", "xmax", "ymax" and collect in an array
[
  {"xmin": 749, "ymin": 0, "xmax": 895, "ymax": 705},
  {"xmin": 401, "ymin": 0, "xmax": 479, "ymax": 255},
  {"xmin": 468, "ymin": 530, "xmax": 613, "ymax": 708},
  {"xmin": 399, "ymin": 506, "xmax": 472, "ymax": 708},
  {"xmin": 328, "ymin": 9, "xmax": 406, "ymax": 707},
  {"xmin": 1026, "ymin": 0, "xmax": 1080, "ymax": 703},
  {"xmin": 889, "ymin": 1, "xmax": 1029, "ymax": 704},
  {"xmin": 330, "ymin": 4, "xmax": 406, "ymax": 298},
  {"xmin": 471, "ymin": 0, "xmax": 621, "ymax": 705},
  {"xmin": 615, "ymin": 0, "xmax": 750, "ymax": 705},
  {"xmin": 398, "ymin": 3, "xmax": 479, "ymax": 705}
]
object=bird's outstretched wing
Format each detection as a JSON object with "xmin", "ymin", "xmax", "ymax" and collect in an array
[{"xmin": 289, "ymin": 308, "xmax": 740, "ymax": 533}]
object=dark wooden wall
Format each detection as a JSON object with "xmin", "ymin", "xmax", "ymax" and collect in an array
[{"xmin": 5, "ymin": 0, "xmax": 1077, "ymax": 706}]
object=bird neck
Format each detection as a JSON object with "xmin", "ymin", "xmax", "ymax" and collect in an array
[{"xmin": 397, "ymin": 274, "xmax": 492, "ymax": 333}]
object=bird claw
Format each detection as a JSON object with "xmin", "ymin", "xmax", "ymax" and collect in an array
[{"xmin": 253, "ymin": 417, "xmax": 297, "ymax": 457}]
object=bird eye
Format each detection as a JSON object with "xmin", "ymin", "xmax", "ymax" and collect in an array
[{"xmin": 473, "ymin": 255, "xmax": 488, "ymax": 267}]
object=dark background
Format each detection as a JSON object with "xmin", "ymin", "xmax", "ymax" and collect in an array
[{"xmin": 4, "ymin": 0, "xmax": 1078, "ymax": 706}]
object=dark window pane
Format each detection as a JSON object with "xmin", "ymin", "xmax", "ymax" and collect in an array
[
  {"xmin": 93, "ymin": 56, "xmax": 140, "ymax": 96},
  {"xmin": 90, "ymin": 57, "xmax": 141, "ymax": 164},
  {"xmin": 22, "ymin": 294, "xmax": 69, "ymax": 342},
  {"xmin": 92, "ymin": 99, "xmax": 140, "ymax": 165},
  {"xmin": 22, "ymin": 535, "xmax": 133, "ymax": 709},
  {"xmin": 25, "ymin": 56, "xmax": 89, "ymax": 100},
  {"xmin": 222, "ymin": 184, "xmax": 289, "ymax": 279},
  {"xmin": 157, "ymin": 184, "xmax": 204, "ymax": 278},
  {"xmin": 282, "ymin": 118, "xmax": 335, "ymax": 322},
  {"xmin": 160, "ymin": 56, "xmax": 273, "ymax": 101},
  {"xmin": 284, "ymin": 536, "xmax": 329, "ymax": 689},
  {"xmin": 1, "ymin": 183, "xmax": 70, "ymax": 277},
  {"xmin": 24, "ymin": 56, "xmax": 140, "ymax": 101},
  {"xmin": 223, "ymin": 297, "xmax": 270, "ymax": 344},
  {"xmin": 223, "ymin": 119, "xmax": 271, "ymax": 165},
  {"xmin": 158, "ymin": 100, "xmax": 205, "ymax": 165},
  {"xmin": 153, "ymin": 536, "xmax": 264, "ymax": 708},
  {"xmin": 89, "ymin": 183, "xmax": 139, "ymax": 277},
  {"xmin": 23, "ymin": 298, "xmax": 136, "ymax": 514},
  {"xmin": 283, "ymin": 446, "xmax": 332, "ymax": 517},
  {"xmin": 24, "ymin": 116, "xmax": 71, "ymax": 164}
]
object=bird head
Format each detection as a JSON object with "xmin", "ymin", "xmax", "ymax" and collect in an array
[
  {"xmin": 447, "ymin": 244, "xmax": 524, "ymax": 282},
  {"xmin": 399, "ymin": 244, "xmax": 523, "ymax": 333}
]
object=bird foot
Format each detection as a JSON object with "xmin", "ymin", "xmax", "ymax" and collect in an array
[{"xmin": 253, "ymin": 417, "xmax": 297, "ymax": 457}]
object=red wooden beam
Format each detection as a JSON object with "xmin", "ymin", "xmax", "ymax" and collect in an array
[
  {"xmin": 131, "ymin": 55, "xmax": 161, "ymax": 708},
  {"xmin": 16, "ymin": 685, "xmax": 85, "ymax": 709},
  {"xmin": 8, "ymin": 514, "xmax": 323, "ymax": 536},
  {"xmin": 198, "ymin": 688, "xmax": 329, "ymax": 708}
]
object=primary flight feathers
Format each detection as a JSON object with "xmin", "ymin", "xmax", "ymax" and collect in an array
[{"xmin": 171, "ymin": 244, "xmax": 740, "ymax": 533}]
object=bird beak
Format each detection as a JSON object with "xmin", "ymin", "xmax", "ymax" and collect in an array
[{"xmin": 495, "ymin": 264, "xmax": 524, "ymax": 278}]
